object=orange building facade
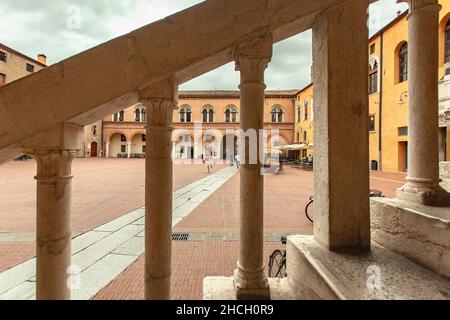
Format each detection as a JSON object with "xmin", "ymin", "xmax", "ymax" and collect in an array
[
  {"xmin": 296, "ymin": 2, "xmax": 450, "ymax": 172},
  {"xmin": 84, "ymin": 90, "xmax": 296, "ymax": 159}
]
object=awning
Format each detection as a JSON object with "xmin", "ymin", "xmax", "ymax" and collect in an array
[{"xmin": 275, "ymin": 144, "xmax": 309, "ymax": 151}]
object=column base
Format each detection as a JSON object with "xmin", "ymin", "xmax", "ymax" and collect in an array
[
  {"xmin": 233, "ymin": 268, "xmax": 270, "ymax": 300},
  {"xmin": 397, "ymin": 179, "xmax": 450, "ymax": 206}
]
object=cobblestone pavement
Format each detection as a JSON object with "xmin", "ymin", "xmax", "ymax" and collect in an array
[
  {"xmin": 0, "ymin": 159, "xmax": 226, "ymax": 272},
  {"xmin": 95, "ymin": 165, "xmax": 405, "ymax": 300}
]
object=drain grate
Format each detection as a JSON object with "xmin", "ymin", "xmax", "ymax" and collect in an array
[{"xmin": 172, "ymin": 232, "xmax": 190, "ymax": 241}]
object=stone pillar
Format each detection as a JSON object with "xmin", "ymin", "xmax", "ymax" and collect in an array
[
  {"xmin": 23, "ymin": 123, "xmax": 83, "ymax": 300},
  {"xmin": 139, "ymin": 78, "xmax": 177, "ymax": 300},
  {"xmin": 233, "ymin": 34, "xmax": 272, "ymax": 300},
  {"xmin": 397, "ymin": 0, "xmax": 450, "ymax": 206},
  {"xmin": 127, "ymin": 142, "xmax": 132, "ymax": 158},
  {"xmin": 312, "ymin": 0, "xmax": 370, "ymax": 251},
  {"xmin": 106, "ymin": 142, "xmax": 110, "ymax": 158}
]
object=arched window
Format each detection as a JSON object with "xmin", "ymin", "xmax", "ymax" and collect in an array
[
  {"xmin": 133, "ymin": 104, "xmax": 146, "ymax": 123},
  {"xmin": 114, "ymin": 110, "xmax": 125, "ymax": 122},
  {"xmin": 304, "ymin": 100, "xmax": 309, "ymax": 121},
  {"xmin": 179, "ymin": 105, "xmax": 192, "ymax": 123},
  {"xmin": 135, "ymin": 109, "xmax": 141, "ymax": 122},
  {"xmin": 202, "ymin": 105, "xmax": 214, "ymax": 123},
  {"xmin": 209, "ymin": 109, "xmax": 214, "ymax": 123},
  {"xmin": 369, "ymin": 60, "xmax": 378, "ymax": 94},
  {"xmin": 225, "ymin": 106, "xmax": 238, "ymax": 123},
  {"xmin": 271, "ymin": 106, "xmax": 284, "ymax": 123},
  {"xmin": 399, "ymin": 43, "xmax": 408, "ymax": 83},
  {"xmin": 445, "ymin": 20, "xmax": 450, "ymax": 63},
  {"xmin": 297, "ymin": 105, "xmax": 301, "ymax": 123}
]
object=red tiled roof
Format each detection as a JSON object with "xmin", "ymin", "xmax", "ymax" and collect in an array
[{"xmin": 178, "ymin": 90, "xmax": 299, "ymax": 98}]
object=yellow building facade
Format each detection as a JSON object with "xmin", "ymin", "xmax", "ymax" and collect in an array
[
  {"xmin": 296, "ymin": 1, "xmax": 450, "ymax": 172},
  {"xmin": 294, "ymin": 83, "xmax": 314, "ymax": 159}
]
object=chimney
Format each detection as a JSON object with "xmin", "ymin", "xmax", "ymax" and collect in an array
[{"xmin": 37, "ymin": 54, "xmax": 47, "ymax": 65}]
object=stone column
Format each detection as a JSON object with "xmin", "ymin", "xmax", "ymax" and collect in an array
[
  {"xmin": 397, "ymin": 0, "xmax": 450, "ymax": 206},
  {"xmin": 127, "ymin": 142, "xmax": 132, "ymax": 158},
  {"xmin": 233, "ymin": 34, "xmax": 272, "ymax": 300},
  {"xmin": 312, "ymin": 0, "xmax": 371, "ymax": 251},
  {"xmin": 139, "ymin": 78, "xmax": 177, "ymax": 300},
  {"xmin": 23, "ymin": 123, "xmax": 83, "ymax": 300},
  {"xmin": 106, "ymin": 142, "xmax": 110, "ymax": 158}
]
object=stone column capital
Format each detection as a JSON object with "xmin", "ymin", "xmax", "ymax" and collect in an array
[
  {"xmin": 33, "ymin": 150, "xmax": 77, "ymax": 185},
  {"xmin": 397, "ymin": 0, "xmax": 440, "ymax": 13},
  {"xmin": 139, "ymin": 78, "xmax": 178, "ymax": 129},
  {"xmin": 234, "ymin": 34, "xmax": 273, "ymax": 85}
]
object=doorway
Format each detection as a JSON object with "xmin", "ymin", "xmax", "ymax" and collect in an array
[
  {"xmin": 398, "ymin": 142, "xmax": 408, "ymax": 172},
  {"xmin": 91, "ymin": 142, "xmax": 98, "ymax": 157}
]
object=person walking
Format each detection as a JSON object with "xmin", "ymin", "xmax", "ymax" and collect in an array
[
  {"xmin": 204, "ymin": 153, "xmax": 213, "ymax": 173},
  {"xmin": 234, "ymin": 154, "xmax": 241, "ymax": 169}
]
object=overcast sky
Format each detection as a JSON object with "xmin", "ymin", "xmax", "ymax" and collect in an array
[{"xmin": 0, "ymin": 0, "xmax": 408, "ymax": 90}]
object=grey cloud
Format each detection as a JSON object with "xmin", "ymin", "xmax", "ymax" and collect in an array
[{"xmin": 0, "ymin": 0, "xmax": 408, "ymax": 90}]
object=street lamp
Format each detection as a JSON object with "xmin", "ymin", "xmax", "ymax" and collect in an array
[{"xmin": 398, "ymin": 91, "xmax": 408, "ymax": 105}]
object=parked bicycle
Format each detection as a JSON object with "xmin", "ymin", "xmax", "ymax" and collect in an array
[
  {"xmin": 268, "ymin": 236, "xmax": 287, "ymax": 278},
  {"xmin": 305, "ymin": 189, "xmax": 384, "ymax": 224},
  {"xmin": 268, "ymin": 189, "xmax": 385, "ymax": 278}
]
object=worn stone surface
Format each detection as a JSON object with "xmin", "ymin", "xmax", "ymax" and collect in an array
[
  {"xmin": 232, "ymin": 35, "xmax": 272, "ymax": 300},
  {"xmin": 203, "ymin": 277, "xmax": 294, "ymax": 300},
  {"xmin": 371, "ymin": 197, "xmax": 450, "ymax": 279},
  {"xmin": 312, "ymin": 0, "xmax": 370, "ymax": 251},
  {"xmin": 285, "ymin": 235, "xmax": 450, "ymax": 300}
]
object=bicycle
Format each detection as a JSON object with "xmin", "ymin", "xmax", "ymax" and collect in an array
[
  {"xmin": 305, "ymin": 189, "xmax": 384, "ymax": 224},
  {"xmin": 268, "ymin": 236, "xmax": 287, "ymax": 278}
]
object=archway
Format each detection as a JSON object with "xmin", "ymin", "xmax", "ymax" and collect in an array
[
  {"xmin": 222, "ymin": 134, "xmax": 238, "ymax": 162},
  {"xmin": 131, "ymin": 133, "xmax": 146, "ymax": 157},
  {"xmin": 109, "ymin": 133, "xmax": 127, "ymax": 158}
]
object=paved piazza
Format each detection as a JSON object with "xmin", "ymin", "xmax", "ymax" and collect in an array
[{"xmin": 0, "ymin": 158, "xmax": 405, "ymax": 300}]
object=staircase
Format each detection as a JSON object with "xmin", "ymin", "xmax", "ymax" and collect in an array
[{"xmin": 0, "ymin": 0, "xmax": 350, "ymax": 164}]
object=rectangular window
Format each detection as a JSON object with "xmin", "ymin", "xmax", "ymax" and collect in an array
[
  {"xmin": 121, "ymin": 134, "xmax": 126, "ymax": 142},
  {"xmin": 369, "ymin": 115, "xmax": 376, "ymax": 132},
  {"xmin": 0, "ymin": 51, "xmax": 6, "ymax": 62},
  {"xmin": 370, "ymin": 44, "xmax": 375, "ymax": 55},
  {"xmin": 142, "ymin": 135, "xmax": 146, "ymax": 142},
  {"xmin": 142, "ymin": 145, "xmax": 146, "ymax": 153},
  {"xmin": 0, "ymin": 73, "xmax": 5, "ymax": 86},
  {"xmin": 121, "ymin": 145, "xmax": 126, "ymax": 153},
  {"xmin": 369, "ymin": 72, "xmax": 378, "ymax": 94},
  {"xmin": 26, "ymin": 63, "xmax": 34, "ymax": 73},
  {"xmin": 303, "ymin": 131, "xmax": 307, "ymax": 142},
  {"xmin": 398, "ymin": 127, "xmax": 408, "ymax": 136}
]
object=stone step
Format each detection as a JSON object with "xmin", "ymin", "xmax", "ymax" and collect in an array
[
  {"xmin": 371, "ymin": 197, "xmax": 450, "ymax": 279},
  {"xmin": 286, "ymin": 235, "xmax": 450, "ymax": 300}
]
